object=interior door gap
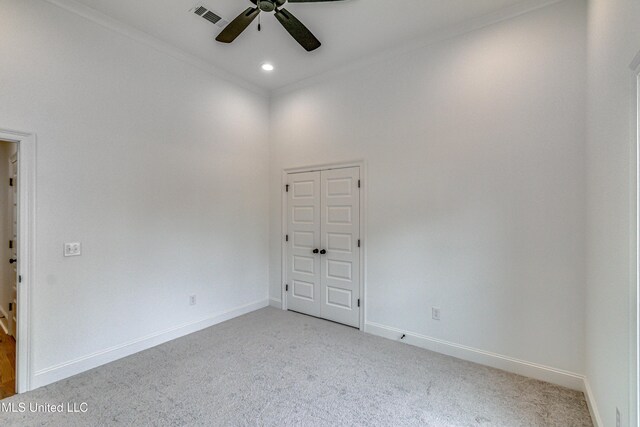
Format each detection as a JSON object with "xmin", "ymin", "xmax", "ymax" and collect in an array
[{"xmin": 287, "ymin": 310, "xmax": 360, "ymax": 330}]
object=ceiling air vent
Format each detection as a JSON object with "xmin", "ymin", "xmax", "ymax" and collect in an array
[
  {"xmin": 191, "ymin": 5, "xmax": 228, "ymax": 28},
  {"xmin": 202, "ymin": 11, "xmax": 221, "ymax": 25}
]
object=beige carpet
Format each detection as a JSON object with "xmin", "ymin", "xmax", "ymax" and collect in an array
[{"xmin": 1, "ymin": 307, "xmax": 592, "ymax": 426}]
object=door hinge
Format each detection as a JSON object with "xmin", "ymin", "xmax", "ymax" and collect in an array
[
  {"xmin": 8, "ymin": 240, "xmax": 12, "ymax": 249},
  {"xmin": 18, "ymin": 275, "xmax": 21, "ymax": 283},
  {"xmin": 8, "ymin": 302, "xmax": 12, "ymax": 311},
  {"xmin": 358, "ymin": 179, "xmax": 361, "ymax": 188},
  {"xmin": 286, "ymin": 284, "xmax": 289, "ymax": 292},
  {"xmin": 357, "ymin": 299, "xmax": 360, "ymax": 307},
  {"xmin": 9, "ymin": 178, "xmax": 13, "ymax": 187},
  {"xmin": 285, "ymin": 234, "xmax": 289, "ymax": 242},
  {"xmin": 285, "ymin": 184, "xmax": 289, "ymax": 192},
  {"xmin": 358, "ymin": 239, "xmax": 360, "ymax": 248}
]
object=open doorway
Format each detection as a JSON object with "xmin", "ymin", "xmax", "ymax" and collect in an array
[
  {"xmin": 0, "ymin": 128, "xmax": 33, "ymax": 395},
  {"xmin": 0, "ymin": 140, "xmax": 17, "ymax": 398},
  {"xmin": 0, "ymin": 140, "xmax": 18, "ymax": 398}
]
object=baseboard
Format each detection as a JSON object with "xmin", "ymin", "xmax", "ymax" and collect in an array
[
  {"xmin": 32, "ymin": 298, "xmax": 269, "ymax": 389},
  {"xmin": 583, "ymin": 378, "xmax": 603, "ymax": 427},
  {"xmin": 365, "ymin": 321, "xmax": 585, "ymax": 391},
  {"xmin": 269, "ymin": 298, "xmax": 282, "ymax": 308}
]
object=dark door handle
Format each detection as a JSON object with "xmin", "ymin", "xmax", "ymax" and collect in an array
[
  {"xmin": 9, "ymin": 259, "xmax": 16, "ymax": 264},
  {"xmin": 320, "ymin": 249, "xmax": 326, "ymax": 255},
  {"xmin": 312, "ymin": 249, "xmax": 319, "ymax": 254}
]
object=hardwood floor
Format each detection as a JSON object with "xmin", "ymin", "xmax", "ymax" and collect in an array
[{"xmin": 0, "ymin": 330, "xmax": 15, "ymax": 399}]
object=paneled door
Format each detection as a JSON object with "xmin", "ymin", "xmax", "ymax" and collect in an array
[
  {"xmin": 319, "ymin": 167, "xmax": 360, "ymax": 327},
  {"xmin": 286, "ymin": 167, "xmax": 360, "ymax": 328},
  {"xmin": 287, "ymin": 171, "xmax": 322, "ymax": 317}
]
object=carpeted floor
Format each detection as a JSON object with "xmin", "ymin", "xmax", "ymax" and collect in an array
[{"xmin": 0, "ymin": 307, "xmax": 592, "ymax": 426}]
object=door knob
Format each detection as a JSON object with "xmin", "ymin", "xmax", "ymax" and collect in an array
[
  {"xmin": 313, "ymin": 249, "xmax": 319, "ymax": 254},
  {"xmin": 320, "ymin": 249, "xmax": 326, "ymax": 255},
  {"xmin": 9, "ymin": 259, "xmax": 16, "ymax": 264}
]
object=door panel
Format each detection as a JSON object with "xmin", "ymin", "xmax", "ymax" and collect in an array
[
  {"xmin": 320, "ymin": 167, "xmax": 360, "ymax": 327},
  {"xmin": 326, "ymin": 286, "xmax": 352, "ymax": 308},
  {"xmin": 326, "ymin": 260, "xmax": 352, "ymax": 281},
  {"xmin": 292, "ymin": 255, "xmax": 315, "ymax": 275},
  {"xmin": 327, "ymin": 233, "xmax": 352, "ymax": 253},
  {"xmin": 287, "ymin": 171, "xmax": 321, "ymax": 317},
  {"xmin": 292, "ymin": 280, "xmax": 315, "ymax": 300}
]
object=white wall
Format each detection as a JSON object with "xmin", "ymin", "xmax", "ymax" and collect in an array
[
  {"xmin": 270, "ymin": 0, "xmax": 587, "ymax": 378},
  {"xmin": 0, "ymin": 0, "xmax": 270, "ymax": 386},
  {"xmin": 585, "ymin": 0, "xmax": 640, "ymax": 425}
]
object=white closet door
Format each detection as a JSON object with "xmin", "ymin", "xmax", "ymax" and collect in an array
[
  {"xmin": 320, "ymin": 167, "xmax": 360, "ymax": 327},
  {"xmin": 287, "ymin": 171, "xmax": 321, "ymax": 317}
]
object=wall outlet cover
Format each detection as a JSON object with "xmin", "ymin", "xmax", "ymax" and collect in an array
[
  {"xmin": 64, "ymin": 242, "xmax": 81, "ymax": 257},
  {"xmin": 432, "ymin": 307, "xmax": 441, "ymax": 321}
]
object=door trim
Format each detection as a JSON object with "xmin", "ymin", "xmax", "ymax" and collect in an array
[
  {"xmin": 0, "ymin": 128, "xmax": 36, "ymax": 393},
  {"xmin": 631, "ymin": 52, "xmax": 640, "ymax": 427},
  {"xmin": 281, "ymin": 160, "xmax": 366, "ymax": 331}
]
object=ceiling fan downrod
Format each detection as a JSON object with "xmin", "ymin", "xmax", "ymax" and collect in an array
[{"xmin": 258, "ymin": 0, "xmax": 261, "ymax": 31}]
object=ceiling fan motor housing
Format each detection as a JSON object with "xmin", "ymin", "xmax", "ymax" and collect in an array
[{"xmin": 251, "ymin": 0, "xmax": 286, "ymax": 13}]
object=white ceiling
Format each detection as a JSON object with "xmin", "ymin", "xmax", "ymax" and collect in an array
[{"xmin": 67, "ymin": 0, "xmax": 538, "ymax": 92}]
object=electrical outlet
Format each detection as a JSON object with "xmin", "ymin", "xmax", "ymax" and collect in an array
[
  {"xmin": 64, "ymin": 242, "xmax": 81, "ymax": 257},
  {"xmin": 616, "ymin": 407, "xmax": 620, "ymax": 427},
  {"xmin": 189, "ymin": 295, "xmax": 196, "ymax": 306},
  {"xmin": 432, "ymin": 307, "xmax": 441, "ymax": 321}
]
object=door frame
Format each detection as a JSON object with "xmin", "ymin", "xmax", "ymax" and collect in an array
[
  {"xmin": 630, "ymin": 49, "xmax": 640, "ymax": 427},
  {"xmin": 281, "ymin": 160, "xmax": 366, "ymax": 331},
  {"xmin": 0, "ymin": 128, "xmax": 36, "ymax": 393}
]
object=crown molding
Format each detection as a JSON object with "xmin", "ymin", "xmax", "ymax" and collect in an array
[
  {"xmin": 271, "ymin": 0, "xmax": 566, "ymax": 97},
  {"xmin": 631, "ymin": 49, "xmax": 640, "ymax": 71},
  {"xmin": 43, "ymin": 0, "xmax": 268, "ymax": 98},
  {"xmin": 42, "ymin": 0, "xmax": 568, "ymax": 98}
]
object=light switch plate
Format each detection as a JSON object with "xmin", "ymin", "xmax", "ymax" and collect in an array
[{"xmin": 64, "ymin": 242, "xmax": 81, "ymax": 257}]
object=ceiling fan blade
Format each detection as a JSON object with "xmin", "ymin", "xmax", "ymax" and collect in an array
[
  {"xmin": 274, "ymin": 8, "xmax": 321, "ymax": 52},
  {"xmin": 215, "ymin": 7, "xmax": 260, "ymax": 43}
]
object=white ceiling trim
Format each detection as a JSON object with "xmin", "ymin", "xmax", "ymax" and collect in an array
[
  {"xmin": 272, "ymin": 0, "xmax": 565, "ymax": 96},
  {"xmin": 43, "ymin": 0, "xmax": 269, "ymax": 97},
  {"xmin": 631, "ymin": 49, "xmax": 640, "ymax": 71}
]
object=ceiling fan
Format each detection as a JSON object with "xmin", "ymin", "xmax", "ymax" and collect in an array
[{"xmin": 216, "ymin": 0, "xmax": 346, "ymax": 52}]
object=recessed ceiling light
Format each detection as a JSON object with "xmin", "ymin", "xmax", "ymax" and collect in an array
[{"xmin": 261, "ymin": 63, "xmax": 274, "ymax": 72}]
